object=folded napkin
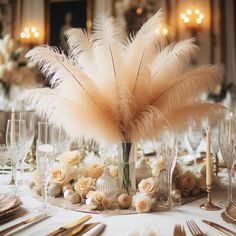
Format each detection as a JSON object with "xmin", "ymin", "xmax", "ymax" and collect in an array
[
  {"xmin": 83, "ymin": 223, "xmax": 105, "ymax": 236},
  {"xmin": 126, "ymin": 223, "xmax": 163, "ymax": 236}
]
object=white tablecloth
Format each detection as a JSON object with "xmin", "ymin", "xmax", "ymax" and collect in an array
[{"xmin": 1, "ymin": 175, "xmax": 236, "ymax": 236}]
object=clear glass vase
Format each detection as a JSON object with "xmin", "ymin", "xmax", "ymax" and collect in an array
[{"xmin": 118, "ymin": 142, "xmax": 136, "ymax": 194}]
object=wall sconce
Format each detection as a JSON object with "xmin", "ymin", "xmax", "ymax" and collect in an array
[
  {"xmin": 180, "ymin": 8, "xmax": 204, "ymax": 27},
  {"xmin": 20, "ymin": 26, "xmax": 40, "ymax": 45},
  {"xmin": 180, "ymin": 7, "xmax": 204, "ymax": 63}
]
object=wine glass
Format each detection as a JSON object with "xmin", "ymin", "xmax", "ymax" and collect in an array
[
  {"xmin": 17, "ymin": 111, "xmax": 35, "ymax": 185},
  {"xmin": 161, "ymin": 127, "xmax": 178, "ymax": 209},
  {"xmin": 36, "ymin": 122, "xmax": 55, "ymax": 213},
  {"xmin": 218, "ymin": 118, "xmax": 236, "ymax": 207},
  {"xmin": 6, "ymin": 119, "xmax": 26, "ymax": 192},
  {"xmin": 187, "ymin": 126, "xmax": 202, "ymax": 171}
]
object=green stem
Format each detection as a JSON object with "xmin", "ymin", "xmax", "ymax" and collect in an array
[{"xmin": 122, "ymin": 142, "xmax": 132, "ymax": 194}]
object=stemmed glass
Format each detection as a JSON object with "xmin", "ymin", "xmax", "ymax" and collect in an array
[
  {"xmin": 36, "ymin": 122, "xmax": 55, "ymax": 213},
  {"xmin": 17, "ymin": 111, "xmax": 35, "ymax": 184},
  {"xmin": 6, "ymin": 119, "xmax": 26, "ymax": 192},
  {"xmin": 53, "ymin": 126, "xmax": 70, "ymax": 159},
  {"xmin": 161, "ymin": 127, "xmax": 178, "ymax": 209},
  {"xmin": 0, "ymin": 144, "xmax": 10, "ymax": 186},
  {"xmin": 218, "ymin": 118, "xmax": 236, "ymax": 207},
  {"xmin": 187, "ymin": 126, "xmax": 202, "ymax": 171}
]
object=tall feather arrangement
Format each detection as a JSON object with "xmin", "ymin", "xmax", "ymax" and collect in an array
[{"xmin": 22, "ymin": 10, "xmax": 226, "ymax": 143}]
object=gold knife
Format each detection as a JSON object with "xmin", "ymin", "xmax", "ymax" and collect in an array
[
  {"xmin": 202, "ymin": 220, "xmax": 236, "ymax": 236},
  {"xmin": 0, "ymin": 213, "xmax": 50, "ymax": 236},
  {"xmin": 70, "ymin": 222, "xmax": 101, "ymax": 236},
  {"xmin": 47, "ymin": 214, "xmax": 91, "ymax": 236}
]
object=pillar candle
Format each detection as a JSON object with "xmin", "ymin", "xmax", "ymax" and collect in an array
[{"xmin": 206, "ymin": 128, "xmax": 212, "ymax": 186}]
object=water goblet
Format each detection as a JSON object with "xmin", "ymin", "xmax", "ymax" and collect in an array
[
  {"xmin": 219, "ymin": 118, "xmax": 236, "ymax": 207},
  {"xmin": 161, "ymin": 127, "xmax": 178, "ymax": 209},
  {"xmin": 6, "ymin": 119, "xmax": 26, "ymax": 193},
  {"xmin": 35, "ymin": 122, "xmax": 55, "ymax": 213}
]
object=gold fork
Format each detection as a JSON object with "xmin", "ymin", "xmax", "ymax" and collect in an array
[
  {"xmin": 186, "ymin": 220, "xmax": 204, "ymax": 236},
  {"xmin": 173, "ymin": 225, "xmax": 186, "ymax": 236}
]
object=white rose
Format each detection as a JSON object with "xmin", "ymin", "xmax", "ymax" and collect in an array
[
  {"xmin": 74, "ymin": 177, "xmax": 95, "ymax": 197},
  {"xmin": 87, "ymin": 163, "xmax": 104, "ymax": 179},
  {"xmin": 61, "ymin": 150, "xmax": 81, "ymax": 166},
  {"xmin": 50, "ymin": 167, "xmax": 71, "ymax": 185},
  {"xmin": 133, "ymin": 193, "xmax": 153, "ymax": 213},
  {"xmin": 86, "ymin": 191, "xmax": 105, "ymax": 205},
  {"xmin": 138, "ymin": 177, "xmax": 156, "ymax": 196}
]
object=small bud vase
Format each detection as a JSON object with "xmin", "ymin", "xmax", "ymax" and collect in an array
[{"xmin": 118, "ymin": 142, "xmax": 136, "ymax": 194}]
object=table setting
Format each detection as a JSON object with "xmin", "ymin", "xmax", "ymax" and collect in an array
[{"xmin": 0, "ymin": 9, "xmax": 236, "ymax": 236}]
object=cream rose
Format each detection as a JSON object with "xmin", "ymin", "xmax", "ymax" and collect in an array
[
  {"xmin": 138, "ymin": 178, "xmax": 156, "ymax": 196},
  {"xmin": 109, "ymin": 165, "xmax": 118, "ymax": 177},
  {"xmin": 87, "ymin": 191, "xmax": 105, "ymax": 205},
  {"xmin": 51, "ymin": 167, "xmax": 69, "ymax": 185},
  {"xmin": 62, "ymin": 150, "xmax": 81, "ymax": 166},
  {"xmin": 87, "ymin": 163, "xmax": 104, "ymax": 179},
  {"xmin": 74, "ymin": 177, "xmax": 95, "ymax": 197},
  {"xmin": 133, "ymin": 193, "xmax": 153, "ymax": 213}
]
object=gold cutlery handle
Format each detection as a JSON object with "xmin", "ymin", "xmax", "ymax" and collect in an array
[
  {"xmin": 47, "ymin": 227, "xmax": 65, "ymax": 236},
  {"xmin": 0, "ymin": 221, "xmax": 26, "ymax": 236}
]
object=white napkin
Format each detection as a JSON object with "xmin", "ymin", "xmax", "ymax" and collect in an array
[{"xmin": 83, "ymin": 223, "xmax": 105, "ymax": 236}]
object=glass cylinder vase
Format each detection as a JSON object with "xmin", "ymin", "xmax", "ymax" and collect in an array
[{"xmin": 118, "ymin": 142, "xmax": 136, "ymax": 194}]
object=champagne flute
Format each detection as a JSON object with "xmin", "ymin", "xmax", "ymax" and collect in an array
[
  {"xmin": 36, "ymin": 122, "xmax": 55, "ymax": 213},
  {"xmin": 17, "ymin": 111, "xmax": 35, "ymax": 184},
  {"xmin": 0, "ymin": 144, "xmax": 10, "ymax": 186},
  {"xmin": 187, "ymin": 126, "xmax": 202, "ymax": 171},
  {"xmin": 218, "ymin": 118, "xmax": 236, "ymax": 207},
  {"xmin": 6, "ymin": 119, "xmax": 26, "ymax": 192},
  {"xmin": 53, "ymin": 126, "xmax": 70, "ymax": 159},
  {"xmin": 161, "ymin": 127, "xmax": 178, "ymax": 209}
]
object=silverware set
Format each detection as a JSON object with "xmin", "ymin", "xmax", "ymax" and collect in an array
[
  {"xmin": 0, "ymin": 213, "xmax": 104, "ymax": 236},
  {"xmin": 174, "ymin": 219, "xmax": 236, "ymax": 236}
]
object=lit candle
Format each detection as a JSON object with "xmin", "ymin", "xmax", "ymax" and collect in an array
[
  {"xmin": 10, "ymin": 106, "xmax": 16, "ymax": 145},
  {"xmin": 206, "ymin": 127, "xmax": 212, "ymax": 186}
]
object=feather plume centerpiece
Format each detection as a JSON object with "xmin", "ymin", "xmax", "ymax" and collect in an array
[{"xmin": 21, "ymin": 10, "xmax": 226, "ymax": 193}]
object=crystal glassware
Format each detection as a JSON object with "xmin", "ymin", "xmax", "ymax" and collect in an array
[
  {"xmin": 17, "ymin": 111, "xmax": 35, "ymax": 185},
  {"xmin": 0, "ymin": 144, "xmax": 10, "ymax": 185},
  {"xmin": 161, "ymin": 127, "xmax": 178, "ymax": 209},
  {"xmin": 218, "ymin": 117, "xmax": 236, "ymax": 207},
  {"xmin": 187, "ymin": 126, "xmax": 202, "ymax": 171},
  {"xmin": 36, "ymin": 122, "xmax": 55, "ymax": 213},
  {"xmin": 52, "ymin": 126, "xmax": 70, "ymax": 159},
  {"xmin": 6, "ymin": 119, "xmax": 26, "ymax": 192}
]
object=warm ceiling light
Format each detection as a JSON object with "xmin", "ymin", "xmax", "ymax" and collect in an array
[
  {"xmin": 186, "ymin": 9, "xmax": 192, "ymax": 15},
  {"xmin": 24, "ymin": 27, "xmax": 30, "ymax": 33},
  {"xmin": 34, "ymin": 32, "xmax": 39, "ymax": 38},
  {"xmin": 184, "ymin": 17, "xmax": 190, "ymax": 23},
  {"xmin": 136, "ymin": 7, "xmax": 143, "ymax": 15},
  {"xmin": 25, "ymin": 33, "xmax": 30, "ymax": 39},
  {"xmin": 31, "ymin": 26, "xmax": 37, "ymax": 33},
  {"xmin": 180, "ymin": 13, "xmax": 186, "ymax": 19},
  {"xmin": 194, "ymin": 9, "xmax": 200, "ymax": 15},
  {"xmin": 196, "ymin": 18, "xmax": 202, "ymax": 24},
  {"xmin": 162, "ymin": 28, "xmax": 168, "ymax": 35},
  {"xmin": 20, "ymin": 32, "xmax": 26, "ymax": 38},
  {"xmin": 199, "ymin": 13, "xmax": 204, "ymax": 19}
]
